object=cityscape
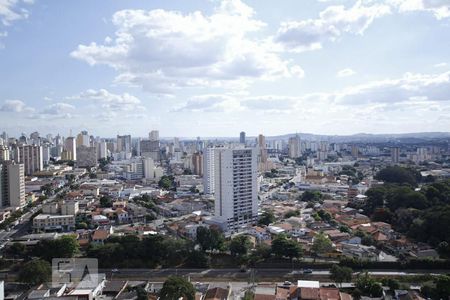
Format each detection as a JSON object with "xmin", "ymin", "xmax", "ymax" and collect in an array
[{"xmin": 1, "ymin": 0, "xmax": 450, "ymax": 299}]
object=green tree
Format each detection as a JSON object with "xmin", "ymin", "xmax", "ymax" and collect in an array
[
  {"xmin": 196, "ymin": 227, "xmax": 224, "ymax": 251},
  {"xmin": 7, "ymin": 242, "xmax": 26, "ymax": 258},
  {"xmin": 100, "ymin": 195, "xmax": 113, "ymax": 208},
  {"xmin": 311, "ymin": 232, "xmax": 333, "ymax": 260},
  {"xmin": 299, "ymin": 190, "xmax": 323, "ymax": 203},
  {"xmin": 18, "ymin": 259, "xmax": 51, "ymax": 285},
  {"xmin": 158, "ymin": 175, "xmax": 175, "ymax": 190},
  {"xmin": 258, "ymin": 210, "xmax": 275, "ymax": 226},
  {"xmin": 185, "ymin": 250, "xmax": 208, "ymax": 268},
  {"xmin": 330, "ymin": 265, "xmax": 352, "ymax": 287},
  {"xmin": 159, "ymin": 276, "xmax": 195, "ymax": 300},
  {"xmin": 381, "ymin": 278, "xmax": 400, "ymax": 291},
  {"xmin": 375, "ymin": 166, "xmax": 420, "ymax": 186},
  {"xmin": 242, "ymin": 290, "xmax": 254, "ymax": 300},
  {"xmin": 355, "ymin": 272, "xmax": 383, "ymax": 297},
  {"xmin": 34, "ymin": 235, "xmax": 79, "ymax": 261},
  {"xmin": 284, "ymin": 210, "xmax": 300, "ymax": 218},
  {"xmin": 229, "ymin": 235, "xmax": 252, "ymax": 257},
  {"xmin": 271, "ymin": 234, "xmax": 302, "ymax": 260}
]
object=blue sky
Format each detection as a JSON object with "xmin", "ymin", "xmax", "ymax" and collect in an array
[{"xmin": 1, "ymin": 0, "xmax": 450, "ymax": 138}]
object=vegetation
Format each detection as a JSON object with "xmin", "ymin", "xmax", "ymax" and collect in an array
[
  {"xmin": 159, "ymin": 276, "xmax": 195, "ymax": 300},
  {"xmin": 363, "ymin": 179, "xmax": 450, "ymax": 249},
  {"xmin": 99, "ymin": 195, "xmax": 113, "ymax": 208},
  {"xmin": 229, "ymin": 235, "xmax": 252, "ymax": 257},
  {"xmin": 311, "ymin": 232, "xmax": 333, "ymax": 259},
  {"xmin": 299, "ymin": 190, "xmax": 323, "ymax": 203},
  {"xmin": 258, "ymin": 210, "xmax": 275, "ymax": 226},
  {"xmin": 271, "ymin": 234, "xmax": 302, "ymax": 260},
  {"xmin": 33, "ymin": 235, "xmax": 79, "ymax": 261},
  {"xmin": 18, "ymin": 259, "xmax": 51, "ymax": 285},
  {"xmin": 158, "ymin": 175, "xmax": 176, "ymax": 190},
  {"xmin": 330, "ymin": 265, "xmax": 352, "ymax": 287},
  {"xmin": 284, "ymin": 210, "xmax": 300, "ymax": 218},
  {"xmin": 355, "ymin": 272, "xmax": 383, "ymax": 297},
  {"xmin": 375, "ymin": 166, "xmax": 421, "ymax": 186},
  {"xmin": 196, "ymin": 227, "xmax": 225, "ymax": 251}
]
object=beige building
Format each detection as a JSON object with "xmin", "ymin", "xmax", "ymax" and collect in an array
[
  {"xmin": 0, "ymin": 162, "xmax": 25, "ymax": 209},
  {"xmin": 17, "ymin": 144, "xmax": 43, "ymax": 176},
  {"xmin": 33, "ymin": 214, "xmax": 75, "ymax": 232}
]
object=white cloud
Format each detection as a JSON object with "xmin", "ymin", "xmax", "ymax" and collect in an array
[
  {"xmin": 275, "ymin": 0, "xmax": 391, "ymax": 52},
  {"xmin": 335, "ymin": 71, "xmax": 450, "ymax": 104},
  {"xmin": 0, "ymin": 99, "xmax": 33, "ymax": 112},
  {"xmin": 337, "ymin": 68, "xmax": 356, "ymax": 77},
  {"xmin": 388, "ymin": 0, "xmax": 450, "ymax": 19},
  {"xmin": 0, "ymin": 0, "xmax": 34, "ymax": 46},
  {"xmin": 70, "ymin": 88, "xmax": 145, "ymax": 112},
  {"xmin": 434, "ymin": 62, "xmax": 448, "ymax": 68},
  {"xmin": 71, "ymin": 0, "xmax": 303, "ymax": 94},
  {"xmin": 28, "ymin": 102, "xmax": 76, "ymax": 119}
]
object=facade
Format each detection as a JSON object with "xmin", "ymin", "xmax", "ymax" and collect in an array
[
  {"xmin": 391, "ymin": 147, "xmax": 400, "ymax": 164},
  {"xmin": 140, "ymin": 139, "xmax": 160, "ymax": 161},
  {"xmin": 206, "ymin": 147, "xmax": 258, "ymax": 231},
  {"xmin": 142, "ymin": 157, "xmax": 155, "ymax": 179},
  {"xmin": 33, "ymin": 214, "xmax": 75, "ymax": 232},
  {"xmin": 203, "ymin": 147, "xmax": 215, "ymax": 194},
  {"xmin": 17, "ymin": 144, "xmax": 43, "ymax": 176},
  {"xmin": 0, "ymin": 145, "xmax": 9, "ymax": 162},
  {"xmin": 76, "ymin": 145, "xmax": 98, "ymax": 168},
  {"xmin": 0, "ymin": 162, "xmax": 25, "ymax": 209},
  {"xmin": 117, "ymin": 135, "xmax": 131, "ymax": 153},
  {"xmin": 98, "ymin": 141, "xmax": 108, "ymax": 159},
  {"xmin": 64, "ymin": 136, "xmax": 77, "ymax": 161},
  {"xmin": 240, "ymin": 131, "xmax": 246, "ymax": 144},
  {"xmin": 192, "ymin": 152, "xmax": 203, "ymax": 176},
  {"xmin": 288, "ymin": 135, "xmax": 301, "ymax": 158},
  {"xmin": 149, "ymin": 130, "xmax": 159, "ymax": 141}
]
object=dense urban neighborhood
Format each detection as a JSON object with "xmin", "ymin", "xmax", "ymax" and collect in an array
[{"xmin": 0, "ymin": 130, "xmax": 450, "ymax": 299}]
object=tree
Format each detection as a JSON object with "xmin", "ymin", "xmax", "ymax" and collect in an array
[
  {"xmin": 196, "ymin": 227, "xmax": 224, "ymax": 251},
  {"xmin": 185, "ymin": 250, "xmax": 208, "ymax": 268},
  {"xmin": 7, "ymin": 242, "xmax": 26, "ymax": 258},
  {"xmin": 242, "ymin": 290, "xmax": 254, "ymax": 300},
  {"xmin": 271, "ymin": 234, "xmax": 302, "ymax": 260},
  {"xmin": 158, "ymin": 175, "xmax": 175, "ymax": 190},
  {"xmin": 311, "ymin": 232, "xmax": 333, "ymax": 260},
  {"xmin": 284, "ymin": 210, "xmax": 300, "ymax": 218},
  {"xmin": 299, "ymin": 190, "xmax": 323, "ymax": 203},
  {"xmin": 100, "ymin": 196, "xmax": 113, "ymax": 208},
  {"xmin": 34, "ymin": 235, "xmax": 79, "ymax": 261},
  {"xmin": 229, "ymin": 235, "xmax": 251, "ymax": 257},
  {"xmin": 159, "ymin": 276, "xmax": 195, "ymax": 300},
  {"xmin": 18, "ymin": 259, "xmax": 51, "ymax": 285},
  {"xmin": 258, "ymin": 211, "xmax": 275, "ymax": 226},
  {"xmin": 375, "ymin": 166, "xmax": 419, "ymax": 186},
  {"xmin": 330, "ymin": 265, "xmax": 352, "ymax": 287},
  {"xmin": 355, "ymin": 272, "xmax": 383, "ymax": 297},
  {"xmin": 381, "ymin": 278, "xmax": 400, "ymax": 291}
]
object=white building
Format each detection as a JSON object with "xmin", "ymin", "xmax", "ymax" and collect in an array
[
  {"xmin": 205, "ymin": 147, "xmax": 259, "ymax": 232},
  {"xmin": 203, "ymin": 147, "xmax": 215, "ymax": 194},
  {"xmin": 18, "ymin": 144, "xmax": 43, "ymax": 176},
  {"xmin": 288, "ymin": 135, "xmax": 301, "ymax": 158}
]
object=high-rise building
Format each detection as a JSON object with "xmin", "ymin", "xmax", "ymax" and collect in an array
[
  {"xmin": 98, "ymin": 141, "xmax": 108, "ymax": 159},
  {"xmin": 140, "ymin": 139, "xmax": 160, "ymax": 161},
  {"xmin": 76, "ymin": 146, "xmax": 98, "ymax": 168},
  {"xmin": 192, "ymin": 152, "xmax": 203, "ymax": 176},
  {"xmin": 0, "ymin": 145, "xmax": 9, "ymax": 162},
  {"xmin": 117, "ymin": 135, "xmax": 131, "ymax": 153},
  {"xmin": 205, "ymin": 147, "xmax": 258, "ymax": 231},
  {"xmin": 203, "ymin": 148, "xmax": 215, "ymax": 194},
  {"xmin": 240, "ymin": 131, "xmax": 246, "ymax": 144},
  {"xmin": 288, "ymin": 135, "xmax": 301, "ymax": 158},
  {"xmin": 351, "ymin": 145, "xmax": 359, "ymax": 159},
  {"xmin": 257, "ymin": 134, "xmax": 268, "ymax": 172},
  {"xmin": 142, "ymin": 157, "xmax": 155, "ymax": 179},
  {"xmin": 0, "ymin": 162, "xmax": 25, "ymax": 208},
  {"xmin": 76, "ymin": 131, "xmax": 90, "ymax": 147},
  {"xmin": 149, "ymin": 130, "xmax": 159, "ymax": 141},
  {"xmin": 64, "ymin": 136, "xmax": 77, "ymax": 161},
  {"xmin": 17, "ymin": 145, "xmax": 43, "ymax": 176},
  {"xmin": 391, "ymin": 147, "xmax": 400, "ymax": 164}
]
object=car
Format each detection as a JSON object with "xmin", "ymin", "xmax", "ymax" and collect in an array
[
  {"xmin": 303, "ymin": 269, "xmax": 313, "ymax": 274},
  {"xmin": 111, "ymin": 268, "xmax": 119, "ymax": 273}
]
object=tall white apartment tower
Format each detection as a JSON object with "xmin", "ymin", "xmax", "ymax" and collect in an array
[
  {"xmin": 203, "ymin": 147, "xmax": 215, "ymax": 194},
  {"xmin": 206, "ymin": 147, "xmax": 258, "ymax": 232}
]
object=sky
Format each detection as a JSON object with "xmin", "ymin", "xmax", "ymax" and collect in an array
[{"xmin": 0, "ymin": 0, "xmax": 450, "ymax": 138}]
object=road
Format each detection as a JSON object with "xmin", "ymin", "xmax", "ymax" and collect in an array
[{"xmin": 97, "ymin": 267, "xmax": 448, "ymax": 281}]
